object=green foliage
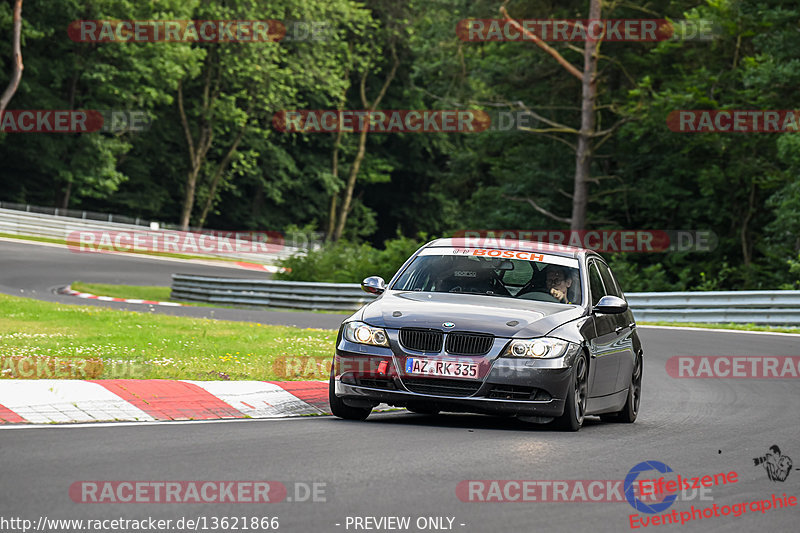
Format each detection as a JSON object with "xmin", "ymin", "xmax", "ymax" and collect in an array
[
  {"xmin": 277, "ymin": 234, "xmax": 428, "ymax": 283},
  {"xmin": 2, "ymin": 0, "xmax": 800, "ymax": 290}
]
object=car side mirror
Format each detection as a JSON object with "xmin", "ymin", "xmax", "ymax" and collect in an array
[
  {"xmin": 361, "ymin": 276, "xmax": 386, "ymax": 295},
  {"xmin": 592, "ymin": 295, "xmax": 628, "ymax": 314}
]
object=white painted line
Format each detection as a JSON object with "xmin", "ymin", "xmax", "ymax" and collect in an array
[
  {"xmin": 638, "ymin": 324, "xmax": 800, "ymax": 337},
  {"xmin": 0, "ymin": 380, "xmax": 155, "ymax": 423},
  {"xmin": 183, "ymin": 381, "xmax": 324, "ymax": 417},
  {"xmin": 61, "ymin": 286, "xmax": 183, "ymax": 308},
  {"xmin": 0, "ymin": 415, "xmax": 331, "ymax": 430}
]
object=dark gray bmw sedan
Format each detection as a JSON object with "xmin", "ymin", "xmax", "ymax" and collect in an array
[{"xmin": 329, "ymin": 238, "xmax": 643, "ymax": 431}]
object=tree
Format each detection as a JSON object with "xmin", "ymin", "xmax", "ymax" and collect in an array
[
  {"xmin": 175, "ymin": 0, "xmax": 372, "ymax": 231},
  {"xmin": 0, "ymin": 0, "xmax": 201, "ymax": 208},
  {"xmin": 0, "ymin": 0, "xmax": 22, "ymax": 116},
  {"xmin": 500, "ymin": 0, "xmax": 618, "ymax": 230},
  {"xmin": 326, "ymin": 0, "xmax": 414, "ymax": 241}
]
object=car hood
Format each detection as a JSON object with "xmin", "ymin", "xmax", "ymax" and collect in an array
[{"xmin": 358, "ymin": 291, "xmax": 585, "ymax": 338}]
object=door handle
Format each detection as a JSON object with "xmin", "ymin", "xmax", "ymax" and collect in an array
[
  {"xmin": 615, "ymin": 326, "xmax": 624, "ymax": 334},
  {"xmin": 628, "ymin": 322, "xmax": 636, "ymax": 329}
]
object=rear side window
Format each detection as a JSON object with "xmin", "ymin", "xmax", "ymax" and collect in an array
[
  {"xmin": 596, "ymin": 261, "xmax": 623, "ymax": 299},
  {"xmin": 588, "ymin": 262, "xmax": 606, "ymax": 306}
]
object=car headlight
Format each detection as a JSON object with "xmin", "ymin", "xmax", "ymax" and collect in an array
[
  {"xmin": 343, "ymin": 321, "xmax": 389, "ymax": 347},
  {"xmin": 502, "ymin": 337, "xmax": 575, "ymax": 359}
]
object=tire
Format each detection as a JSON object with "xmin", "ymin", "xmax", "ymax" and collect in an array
[
  {"xmin": 555, "ymin": 352, "xmax": 588, "ymax": 431},
  {"xmin": 406, "ymin": 403, "xmax": 440, "ymax": 415},
  {"xmin": 600, "ymin": 352, "xmax": 642, "ymax": 424},
  {"xmin": 328, "ymin": 368, "xmax": 371, "ymax": 421}
]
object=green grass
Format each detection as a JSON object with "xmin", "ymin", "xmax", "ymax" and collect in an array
[
  {"xmin": 71, "ymin": 281, "xmax": 174, "ymax": 302},
  {"xmin": 640, "ymin": 321, "xmax": 800, "ymax": 334},
  {"xmin": 0, "ymin": 293, "xmax": 336, "ymax": 380},
  {"xmin": 68, "ymin": 281, "xmax": 342, "ymax": 314}
]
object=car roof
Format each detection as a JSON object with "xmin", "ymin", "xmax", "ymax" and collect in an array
[{"xmin": 425, "ymin": 237, "xmax": 599, "ymax": 260}]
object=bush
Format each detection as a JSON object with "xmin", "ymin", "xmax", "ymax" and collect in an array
[{"xmin": 277, "ymin": 235, "xmax": 429, "ymax": 283}]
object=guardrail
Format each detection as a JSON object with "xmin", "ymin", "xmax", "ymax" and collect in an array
[
  {"xmin": 169, "ymin": 275, "xmax": 800, "ymax": 324},
  {"xmin": 171, "ymin": 274, "xmax": 377, "ymax": 311},
  {"xmin": 625, "ymin": 291, "xmax": 800, "ymax": 325},
  {"xmin": 0, "ymin": 200, "xmax": 156, "ymax": 227},
  {"xmin": 0, "ymin": 206, "xmax": 309, "ymax": 264}
]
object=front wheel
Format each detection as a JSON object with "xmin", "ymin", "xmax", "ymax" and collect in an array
[
  {"xmin": 555, "ymin": 352, "xmax": 588, "ymax": 431},
  {"xmin": 329, "ymin": 368, "xmax": 371, "ymax": 421}
]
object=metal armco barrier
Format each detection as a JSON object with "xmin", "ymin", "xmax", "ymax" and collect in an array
[
  {"xmin": 625, "ymin": 291, "xmax": 800, "ymax": 325},
  {"xmin": 171, "ymin": 274, "xmax": 377, "ymax": 311},
  {"xmin": 170, "ymin": 275, "xmax": 800, "ymax": 324},
  {"xmin": 0, "ymin": 206, "xmax": 307, "ymax": 263}
]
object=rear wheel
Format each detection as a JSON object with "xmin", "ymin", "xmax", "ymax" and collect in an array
[
  {"xmin": 555, "ymin": 352, "xmax": 588, "ymax": 431},
  {"xmin": 601, "ymin": 352, "xmax": 642, "ymax": 423},
  {"xmin": 329, "ymin": 368, "xmax": 371, "ymax": 421}
]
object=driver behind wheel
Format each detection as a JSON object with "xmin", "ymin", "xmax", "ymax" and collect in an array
[{"xmin": 545, "ymin": 265, "xmax": 574, "ymax": 303}]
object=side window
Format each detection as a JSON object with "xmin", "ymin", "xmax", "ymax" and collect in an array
[
  {"xmin": 588, "ymin": 261, "xmax": 606, "ymax": 306},
  {"xmin": 596, "ymin": 261, "xmax": 623, "ymax": 299}
]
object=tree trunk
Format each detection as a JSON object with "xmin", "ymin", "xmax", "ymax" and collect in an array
[
  {"xmin": 332, "ymin": 46, "xmax": 398, "ymax": 241},
  {"xmin": 570, "ymin": 0, "xmax": 601, "ymax": 231},
  {"xmin": 326, "ymin": 89, "xmax": 348, "ymax": 242},
  {"xmin": 177, "ymin": 72, "xmax": 214, "ymax": 231},
  {"xmin": 197, "ymin": 117, "xmax": 248, "ymax": 228},
  {"xmin": 0, "ymin": 0, "xmax": 23, "ymax": 116},
  {"xmin": 60, "ymin": 182, "xmax": 71, "ymax": 209},
  {"xmin": 741, "ymin": 182, "xmax": 756, "ymax": 266},
  {"xmin": 333, "ymin": 124, "xmax": 368, "ymax": 240},
  {"xmin": 180, "ymin": 166, "xmax": 201, "ymax": 230}
]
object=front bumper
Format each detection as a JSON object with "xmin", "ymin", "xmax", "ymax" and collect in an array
[{"xmin": 333, "ymin": 338, "xmax": 578, "ymax": 417}]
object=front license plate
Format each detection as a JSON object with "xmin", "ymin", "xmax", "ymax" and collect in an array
[{"xmin": 405, "ymin": 358, "xmax": 478, "ymax": 378}]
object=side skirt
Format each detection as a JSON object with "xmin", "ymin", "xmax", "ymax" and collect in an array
[{"xmin": 586, "ymin": 389, "xmax": 628, "ymax": 416}]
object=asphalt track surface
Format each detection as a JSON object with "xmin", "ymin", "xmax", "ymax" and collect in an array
[
  {"xmin": 1, "ymin": 328, "xmax": 799, "ymax": 532},
  {"xmin": 1, "ymin": 239, "xmax": 799, "ymax": 532},
  {"xmin": 0, "ymin": 239, "xmax": 349, "ymax": 329}
]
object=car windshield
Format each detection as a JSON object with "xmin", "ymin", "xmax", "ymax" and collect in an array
[{"xmin": 392, "ymin": 249, "xmax": 582, "ymax": 305}]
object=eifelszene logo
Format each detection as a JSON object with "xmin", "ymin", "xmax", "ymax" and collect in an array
[{"xmin": 625, "ymin": 461, "xmax": 678, "ymax": 514}]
